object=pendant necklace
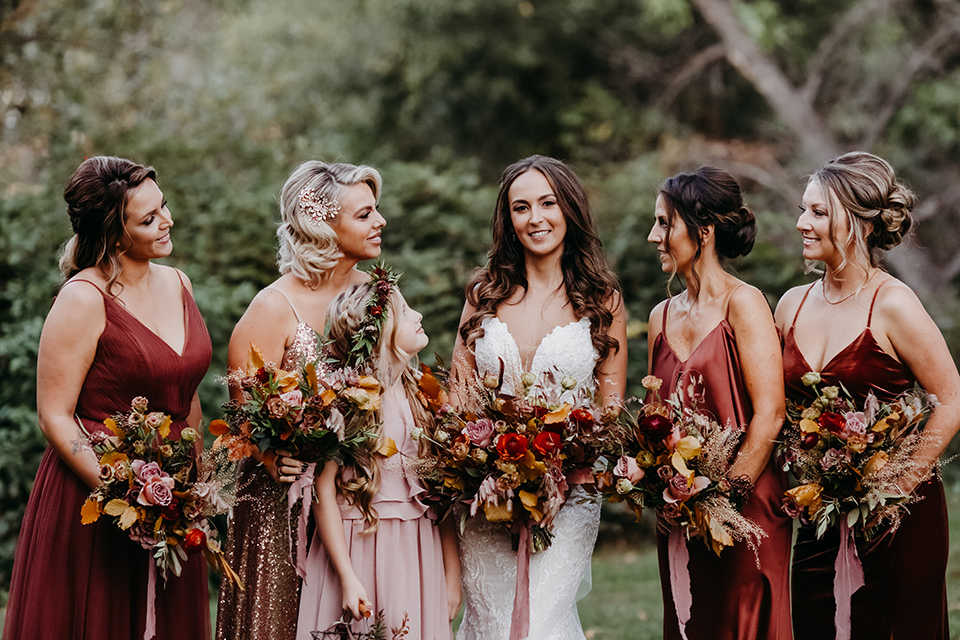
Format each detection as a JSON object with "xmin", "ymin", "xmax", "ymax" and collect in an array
[{"xmin": 821, "ymin": 273, "xmax": 872, "ymax": 306}]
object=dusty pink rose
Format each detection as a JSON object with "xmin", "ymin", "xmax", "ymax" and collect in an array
[
  {"xmin": 844, "ymin": 411, "xmax": 867, "ymax": 435},
  {"xmin": 138, "ymin": 476, "xmax": 175, "ymax": 507},
  {"xmin": 663, "ymin": 473, "xmax": 710, "ymax": 503},
  {"xmin": 144, "ymin": 412, "xmax": 166, "ymax": 429},
  {"xmin": 131, "ymin": 460, "xmax": 163, "ymax": 483},
  {"xmin": 98, "ymin": 465, "xmax": 114, "ymax": 482},
  {"xmin": 131, "ymin": 396, "xmax": 149, "ymax": 412},
  {"xmin": 280, "ymin": 390, "xmax": 303, "ymax": 407},
  {"xmin": 614, "ymin": 455, "xmax": 645, "ymax": 484},
  {"xmin": 266, "ymin": 396, "xmax": 288, "ymax": 419},
  {"xmin": 464, "ymin": 419, "xmax": 495, "ymax": 448}
]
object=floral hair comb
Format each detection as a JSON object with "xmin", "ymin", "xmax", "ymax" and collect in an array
[{"xmin": 298, "ymin": 186, "xmax": 341, "ymax": 224}]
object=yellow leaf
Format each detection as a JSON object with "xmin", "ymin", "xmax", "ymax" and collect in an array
[
  {"xmin": 704, "ymin": 510, "xmax": 734, "ymax": 555},
  {"xmin": 675, "ymin": 436, "xmax": 702, "ymax": 460},
  {"xmin": 104, "ymin": 498, "xmax": 131, "ymax": 517},
  {"xmin": 305, "ymin": 363, "xmax": 318, "ymax": 394},
  {"xmin": 543, "ymin": 404, "xmax": 572, "ymax": 424},
  {"xmin": 246, "ymin": 343, "xmax": 266, "ymax": 376},
  {"xmin": 871, "ymin": 416, "xmax": 893, "ymax": 433},
  {"xmin": 80, "ymin": 498, "xmax": 101, "ymax": 524},
  {"xmin": 99, "ymin": 451, "xmax": 128, "ymax": 467},
  {"xmin": 483, "ymin": 501, "xmax": 513, "ymax": 522},
  {"xmin": 377, "ymin": 437, "xmax": 398, "ymax": 458},
  {"xmin": 319, "ymin": 388, "xmax": 337, "ymax": 407},
  {"xmin": 799, "ymin": 419, "xmax": 820, "ymax": 434},
  {"xmin": 103, "ymin": 418, "xmax": 124, "ymax": 438},
  {"xmin": 518, "ymin": 490, "xmax": 544, "ymax": 522},
  {"xmin": 671, "ymin": 451, "xmax": 693, "ymax": 479},
  {"xmin": 276, "ymin": 370, "xmax": 300, "ymax": 393},
  {"xmin": 118, "ymin": 505, "xmax": 140, "ymax": 530},
  {"xmin": 158, "ymin": 416, "xmax": 172, "ymax": 439}
]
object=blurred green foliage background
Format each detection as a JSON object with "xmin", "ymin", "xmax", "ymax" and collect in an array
[{"xmin": 2, "ymin": 0, "xmax": 959, "ymax": 611}]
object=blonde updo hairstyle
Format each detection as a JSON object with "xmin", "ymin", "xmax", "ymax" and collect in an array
[
  {"xmin": 810, "ymin": 151, "xmax": 916, "ymax": 273},
  {"xmin": 59, "ymin": 156, "xmax": 157, "ymax": 295},
  {"xmin": 324, "ymin": 281, "xmax": 432, "ymax": 534},
  {"xmin": 276, "ymin": 161, "xmax": 382, "ymax": 289}
]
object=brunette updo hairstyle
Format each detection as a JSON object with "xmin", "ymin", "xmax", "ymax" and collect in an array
[
  {"xmin": 59, "ymin": 156, "xmax": 157, "ymax": 294},
  {"xmin": 658, "ymin": 166, "xmax": 756, "ymax": 290},
  {"xmin": 460, "ymin": 155, "xmax": 621, "ymax": 365},
  {"xmin": 277, "ymin": 161, "xmax": 382, "ymax": 289},
  {"xmin": 810, "ymin": 151, "xmax": 916, "ymax": 271}
]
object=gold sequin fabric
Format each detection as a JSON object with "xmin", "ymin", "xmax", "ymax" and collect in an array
[{"xmin": 215, "ymin": 323, "xmax": 320, "ymax": 640}]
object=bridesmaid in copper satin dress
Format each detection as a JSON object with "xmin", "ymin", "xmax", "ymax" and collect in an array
[
  {"xmin": 215, "ymin": 161, "xmax": 393, "ymax": 640},
  {"xmin": 775, "ymin": 152, "xmax": 960, "ymax": 639},
  {"xmin": 646, "ymin": 167, "xmax": 792, "ymax": 640},
  {"xmin": 3, "ymin": 156, "xmax": 212, "ymax": 639}
]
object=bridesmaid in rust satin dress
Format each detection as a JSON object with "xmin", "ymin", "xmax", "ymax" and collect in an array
[
  {"xmin": 216, "ymin": 161, "xmax": 390, "ymax": 640},
  {"xmin": 775, "ymin": 152, "xmax": 960, "ymax": 640},
  {"xmin": 647, "ymin": 167, "xmax": 792, "ymax": 640},
  {"xmin": 3, "ymin": 157, "xmax": 212, "ymax": 639}
]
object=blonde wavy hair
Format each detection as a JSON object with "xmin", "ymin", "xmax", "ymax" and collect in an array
[
  {"xmin": 277, "ymin": 161, "xmax": 382, "ymax": 289},
  {"xmin": 325, "ymin": 282, "xmax": 432, "ymax": 534},
  {"xmin": 808, "ymin": 151, "xmax": 916, "ymax": 277}
]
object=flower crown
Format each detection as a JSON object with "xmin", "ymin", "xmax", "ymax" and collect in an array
[{"xmin": 346, "ymin": 263, "xmax": 402, "ymax": 368}]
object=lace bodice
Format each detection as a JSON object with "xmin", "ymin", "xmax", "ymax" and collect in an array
[{"xmin": 475, "ymin": 317, "xmax": 598, "ymax": 400}]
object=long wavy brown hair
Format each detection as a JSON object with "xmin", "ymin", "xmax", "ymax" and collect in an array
[
  {"xmin": 460, "ymin": 155, "xmax": 621, "ymax": 365},
  {"xmin": 325, "ymin": 283, "xmax": 433, "ymax": 534}
]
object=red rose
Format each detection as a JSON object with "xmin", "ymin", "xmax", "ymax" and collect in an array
[
  {"xmin": 800, "ymin": 432, "xmax": 820, "ymax": 450},
  {"xmin": 532, "ymin": 431, "xmax": 562, "ymax": 457},
  {"xmin": 183, "ymin": 528, "xmax": 207, "ymax": 554},
  {"xmin": 256, "ymin": 368, "xmax": 270, "ymax": 384},
  {"xmin": 160, "ymin": 497, "xmax": 181, "ymax": 521},
  {"xmin": 570, "ymin": 408, "xmax": 594, "ymax": 425},
  {"xmin": 638, "ymin": 413, "xmax": 673, "ymax": 441},
  {"xmin": 818, "ymin": 412, "xmax": 845, "ymax": 435},
  {"xmin": 495, "ymin": 433, "xmax": 529, "ymax": 462},
  {"xmin": 370, "ymin": 305, "xmax": 383, "ymax": 317}
]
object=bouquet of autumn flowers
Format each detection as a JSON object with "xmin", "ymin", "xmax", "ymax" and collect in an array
[
  {"xmin": 415, "ymin": 364, "xmax": 614, "ymax": 553},
  {"xmin": 212, "ymin": 344, "xmax": 377, "ymax": 466},
  {"xmin": 599, "ymin": 374, "xmax": 765, "ymax": 556},
  {"xmin": 80, "ymin": 396, "xmax": 240, "ymax": 586},
  {"xmin": 778, "ymin": 371, "xmax": 939, "ymax": 540}
]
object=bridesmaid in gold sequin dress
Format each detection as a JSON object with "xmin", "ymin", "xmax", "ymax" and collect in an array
[{"xmin": 216, "ymin": 161, "xmax": 387, "ymax": 640}]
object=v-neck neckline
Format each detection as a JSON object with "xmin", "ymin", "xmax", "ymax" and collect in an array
[{"xmin": 107, "ymin": 286, "xmax": 190, "ymax": 358}]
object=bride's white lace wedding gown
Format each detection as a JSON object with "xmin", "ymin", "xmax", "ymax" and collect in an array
[{"xmin": 457, "ymin": 317, "xmax": 602, "ymax": 640}]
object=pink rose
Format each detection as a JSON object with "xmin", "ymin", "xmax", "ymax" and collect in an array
[
  {"xmin": 464, "ymin": 419, "xmax": 495, "ymax": 448},
  {"xmin": 131, "ymin": 460, "xmax": 163, "ymax": 483},
  {"xmin": 138, "ymin": 476, "xmax": 175, "ymax": 507},
  {"xmin": 280, "ymin": 390, "xmax": 303, "ymax": 407},
  {"xmin": 844, "ymin": 411, "xmax": 867, "ymax": 435},
  {"xmin": 131, "ymin": 396, "xmax": 149, "ymax": 412},
  {"xmin": 144, "ymin": 412, "xmax": 166, "ymax": 429},
  {"xmin": 663, "ymin": 474, "xmax": 710, "ymax": 503},
  {"xmin": 614, "ymin": 455, "xmax": 645, "ymax": 484}
]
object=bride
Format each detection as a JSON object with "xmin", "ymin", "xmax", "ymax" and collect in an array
[{"xmin": 452, "ymin": 155, "xmax": 627, "ymax": 639}]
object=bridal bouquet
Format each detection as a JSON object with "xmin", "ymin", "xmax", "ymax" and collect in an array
[
  {"xmin": 212, "ymin": 344, "xmax": 376, "ymax": 466},
  {"xmin": 414, "ymin": 364, "xmax": 614, "ymax": 553},
  {"xmin": 778, "ymin": 371, "xmax": 939, "ymax": 540},
  {"xmin": 598, "ymin": 375, "xmax": 765, "ymax": 556},
  {"xmin": 79, "ymin": 396, "xmax": 240, "ymax": 586}
]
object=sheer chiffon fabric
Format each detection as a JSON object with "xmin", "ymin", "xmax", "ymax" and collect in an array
[{"xmin": 3, "ymin": 279, "xmax": 212, "ymax": 640}]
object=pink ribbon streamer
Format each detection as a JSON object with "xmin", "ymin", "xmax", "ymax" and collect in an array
[
  {"xmin": 834, "ymin": 519, "xmax": 865, "ymax": 640},
  {"xmin": 508, "ymin": 526, "xmax": 531, "ymax": 640},
  {"xmin": 287, "ymin": 462, "xmax": 317, "ymax": 580},
  {"xmin": 668, "ymin": 526, "xmax": 691, "ymax": 640},
  {"xmin": 144, "ymin": 559, "xmax": 157, "ymax": 640}
]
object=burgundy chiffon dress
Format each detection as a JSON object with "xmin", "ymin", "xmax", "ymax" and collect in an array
[
  {"xmin": 3, "ymin": 276, "xmax": 212, "ymax": 640},
  {"xmin": 783, "ymin": 282, "xmax": 949, "ymax": 640},
  {"xmin": 650, "ymin": 296, "xmax": 793, "ymax": 640}
]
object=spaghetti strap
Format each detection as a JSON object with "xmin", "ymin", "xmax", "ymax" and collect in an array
[
  {"xmin": 61, "ymin": 278, "xmax": 107, "ymax": 296},
  {"xmin": 867, "ymin": 279, "xmax": 887, "ymax": 328},
  {"xmin": 270, "ymin": 287, "xmax": 303, "ymax": 323},
  {"xmin": 790, "ymin": 282, "xmax": 818, "ymax": 329},
  {"xmin": 724, "ymin": 284, "xmax": 747, "ymax": 321},
  {"xmin": 662, "ymin": 297, "xmax": 672, "ymax": 334}
]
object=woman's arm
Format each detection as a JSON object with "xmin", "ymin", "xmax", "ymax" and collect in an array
[
  {"xmin": 312, "ymin": 459, "xmax": 369, "ymax": 620},
  {"xmin": 879, "ymin": 282, "xmax": 960, "ymax": 492},
  {"xmin": 449, "ymin": 300, "xmax": 478, "ymax": 407},
  {"xmin": 228, "ymin": 287, "xmax": 305, "ymax": 482},
  {"xmin": 439, "ymin": 518, "xmax": 462, "ymax": 621},
  {"xmin": 726, "ymin": 286, "xmax": 786, "ymax": 484},
  {"xmin": 596, "ymin": 292, "xmax": 628, "ymax": 406},
  {"xmin": 36, "ymin": 281, "xmax": 107, "ymax": 490}
]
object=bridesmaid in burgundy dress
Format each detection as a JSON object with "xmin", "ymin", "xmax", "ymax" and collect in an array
[
  {"xmin": 775, "ymin": 151, "xmax": 960, "ymax": 639},
  {"xmin": 3, "ymin": 156, "xmax": 212, "ymax": 639},
  {"xmin": 646, "ymin": 167, "xmax": 792, "ymax": 640}
]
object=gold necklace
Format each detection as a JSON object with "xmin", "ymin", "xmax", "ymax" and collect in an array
[{"xmin": 821, "ymin": 274, "xmax": 870, "ymax": 305}]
